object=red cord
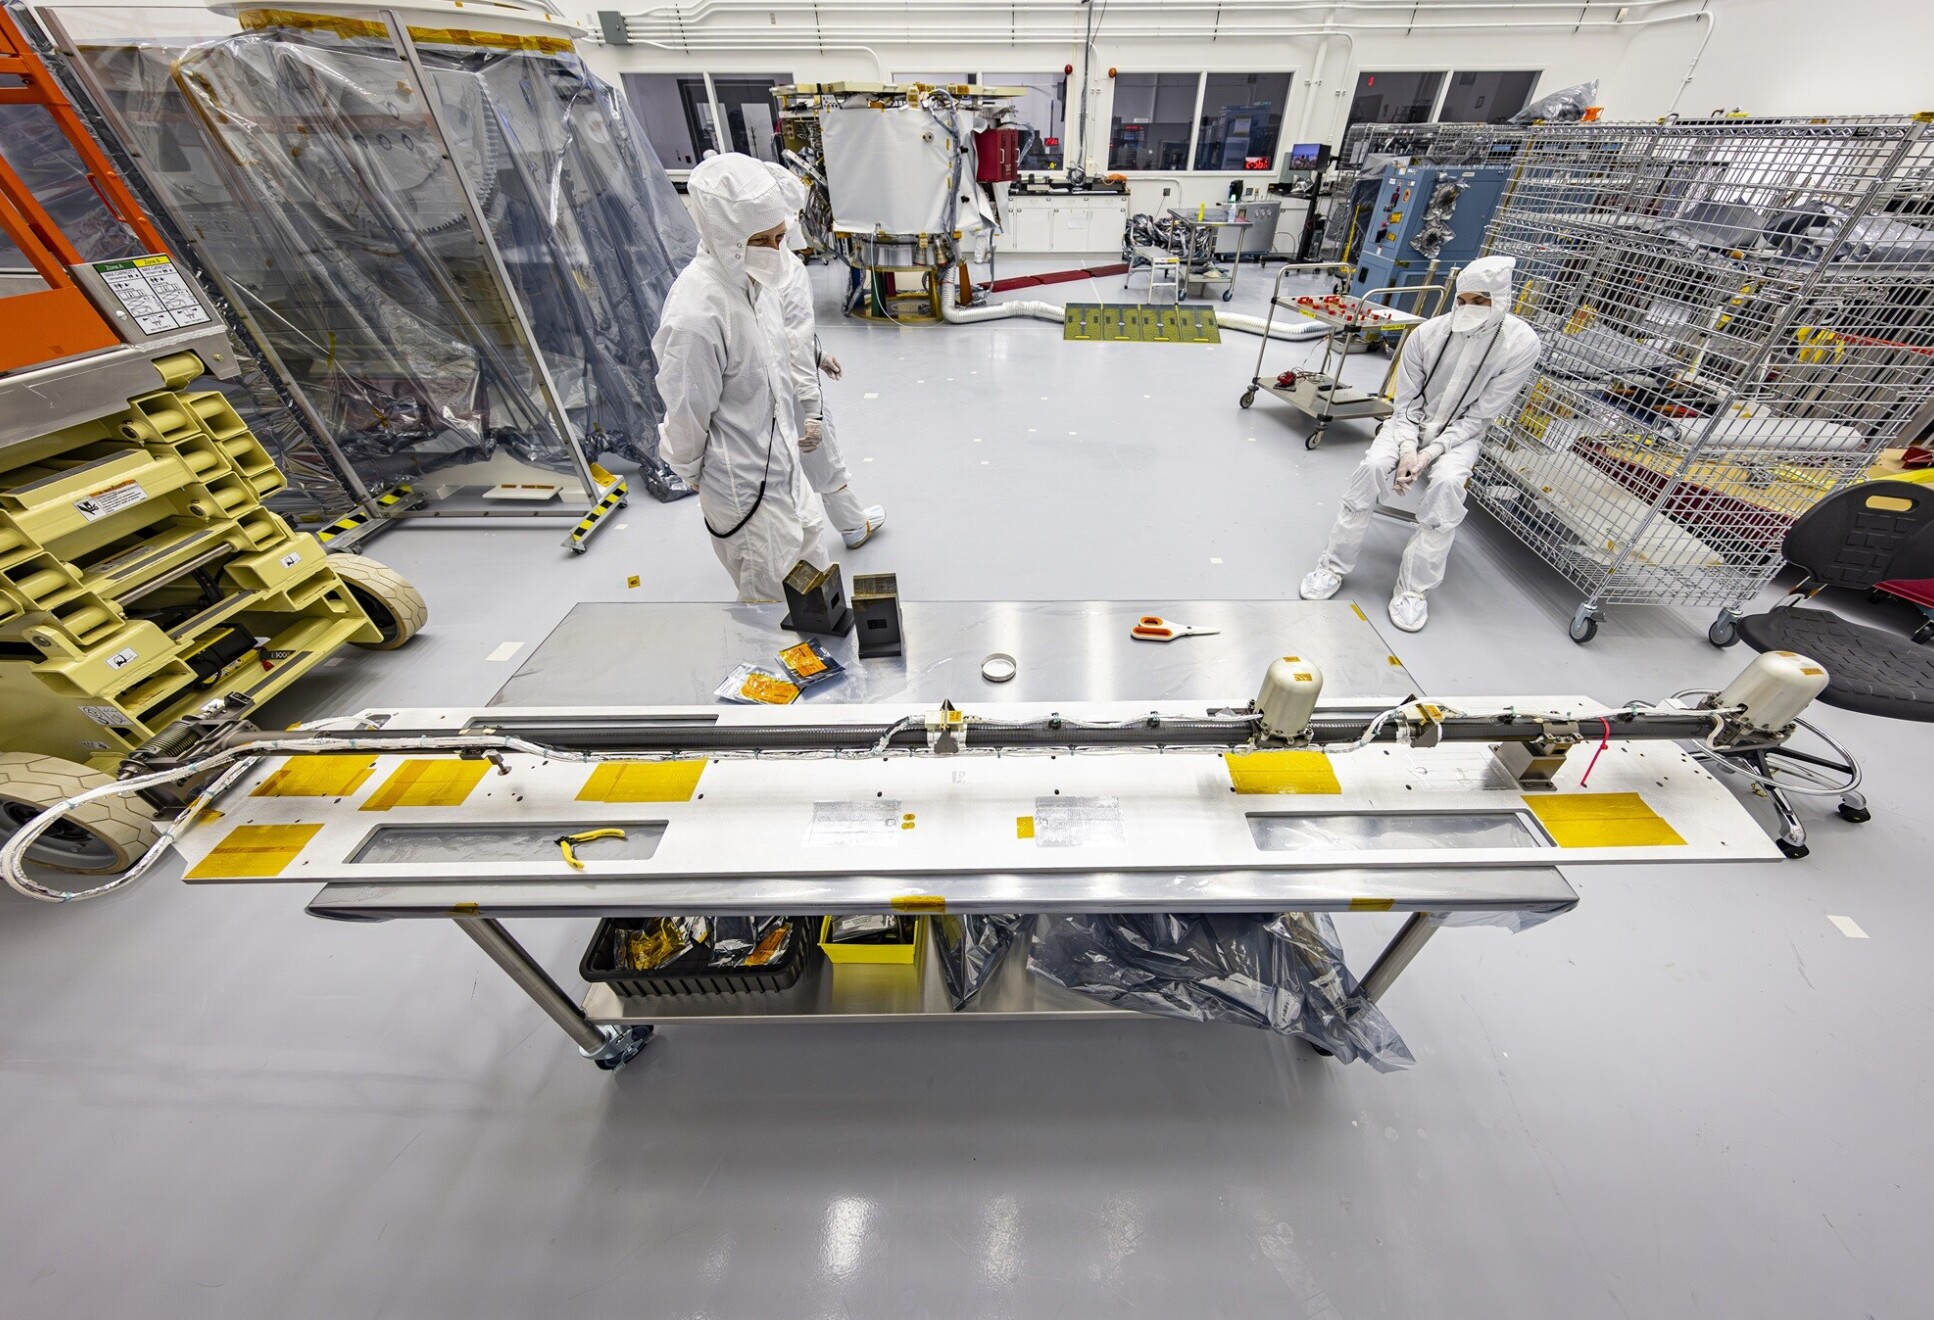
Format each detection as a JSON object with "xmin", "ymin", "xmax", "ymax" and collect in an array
[{"xmin": 1578, "ymin": 716, "xmax": 1612, "ymax": 787}]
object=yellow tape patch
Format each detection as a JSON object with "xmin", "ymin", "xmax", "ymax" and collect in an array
[
  {"xmin": 578, "ymin": 761, "xmax": 705, "ymax": 803},
  {"xmin": 1349, "ymin": 896, "xmax": 1395, "ymax": 912},
  {"xmin": 360, "ymin": 759, "xmax": 491, "ymax": 811},
  {"xmin": 891, "ymin": 894, "xmax": 947, "ymax": 912},
  {"xmin": 1016, "ymin": 815, "xmax": 1036, "ymax": 839},
  {"xmin": 1524, "ymin": 792, "xmax": 1686, "ymax": 848},
  {"xmin": 1224, "ymin": 750, "xmax": 1343, "ymax": 795},
  {"xmin": 184, "ymin": 823, "xmax": 323, "ymax": 879},
  {"xmin": 250, "ymin": 754, "xmax": 378, "ymax": 799},
  {"xmin": 1350, "ymin": 603, "xmax": 1368, "ymax": 621}
]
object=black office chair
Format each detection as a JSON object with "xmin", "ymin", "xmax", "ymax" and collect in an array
[{"xmin": 1721, "ymin": 480, "xmax": 1934, "ymax": 723}]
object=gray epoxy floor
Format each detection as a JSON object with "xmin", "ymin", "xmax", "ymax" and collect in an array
[{"xmin": 4, "ymin": 257, "xmax": 1931, "ymax": 1319}]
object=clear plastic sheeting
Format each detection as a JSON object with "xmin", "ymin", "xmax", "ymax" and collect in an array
[
  {"xmin": 1028, "ymin": 913, "xmax": 1415, "ymax": 1070},
  {"xmin": 69, "ymin": 17, "xmax": 697, "ymax": 501},
  {"xmin": 1429, "ymin": 907, "xmax": 1567, "ymax": 934},
  {"xmin": 351, "ymin": 822, "xmax": 666, "ymax": 864},
  {"xmin": 930, "ymin": 914, "xmax": 1028, "ymax": 1010},
  {"xmin": 1245, "ymin": 811, "xmax": 1545, "ymax": 852}
]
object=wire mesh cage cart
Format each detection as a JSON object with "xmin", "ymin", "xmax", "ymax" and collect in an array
[{"xmin": 1470, "ymin": 116, "xmax": 1934, "ymax": 642}]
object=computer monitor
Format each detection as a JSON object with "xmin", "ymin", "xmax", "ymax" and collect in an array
[{"xmin": 1285, "ymin": 142, "xmax": 1332, "ymax": 170}]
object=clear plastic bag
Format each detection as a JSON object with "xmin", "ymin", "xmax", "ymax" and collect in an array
[
  {"xmin": 1509, "ymin": 81, "xmax": 1599, "ymax": 124},
  {"xmin": 930, "ymin": 914, "xmax": 1029, "ymax": 1010},
  {"xmin": 1028, "ymin": 912, "xmax": 1414, "ymax": 1070}
]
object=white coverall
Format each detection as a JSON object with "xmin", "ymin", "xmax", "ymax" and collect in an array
[
  {"xmin": 774, "ymin": 247, "xmax": 869, "ymax": 535},
  {"xmin": 653, "ymin": 155, "xmax": 827, "ymax": 602},
  {"xmin": 1313, "ymin": 279, "xmax": 1540, "ymax": 599}
]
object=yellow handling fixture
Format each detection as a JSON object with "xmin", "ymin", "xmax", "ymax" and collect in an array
[{"xmin": 556, "ymin": 828, "xmax": 626, "ymax": 869}]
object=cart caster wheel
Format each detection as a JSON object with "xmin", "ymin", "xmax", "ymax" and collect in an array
[
  {"xmin": 588, "ymin": 1024, "xmax": 653, "ymax": 1071},
  {"xmin": 1707, "ymin": 618, "xmax": 1739, "ymax": 647},
  {"xmin": 1837, "ymin": 802, "xmax": 1872, "ymax": 824},
  {"xmin": 1776, "ymin": 838, "xmax": 1810, "ymax": 860},
  {"xmin": 1305, "ymin": 431, "xmax": 1324, "ymax": 450},
  {"xmin": 1221, "ymin": 290, "xmax": 1234, "ymax": 303},
  {"xmin": 1569, "ymin": 607, "xmax": 1599, "ymax": 644},
  {"xmin": 1240, "ymin": 389, "xmax": 1256, "ymax": 409},
  {"xmin": 1914, "ymin": 621, "xmax": 1934, "ymax": 645},
  {"xmin": 618, "ymin": 497, "xmax": 630, "ymax": 510},
  {"xmin": 1309, "ymin": 1043, "xmax": 1335, "ymax": 1058},
  {"xmin": 570, "ymin": 543, "xmax": 587, "ymax": 556}
]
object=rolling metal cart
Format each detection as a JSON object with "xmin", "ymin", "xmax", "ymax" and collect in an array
[
  {"xmin": 1239, "ymin": 263, "xmax": 1446, "ymax": 448},
  {"xmin": 1164, "ymin": 209, "xmax": 1251, "ymax": 302},
  {"xmin": 1472, "ymin": 116, "xmax": 1934, "ymax": 643}
]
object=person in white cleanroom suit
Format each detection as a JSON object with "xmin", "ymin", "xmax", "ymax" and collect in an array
[
  {"xmin": 1299, "ymin": 255, "xmax": 1541, "ymax": 632},
  {"xmin": 654, "ymin": 154, "xmax": 828, "ymax": 602},
  {"xmin": 776, "ymin": 210, "xmax": 887, "ymax": 547}
]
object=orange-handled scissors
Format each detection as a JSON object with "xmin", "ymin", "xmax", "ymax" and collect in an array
[{"xmin": 1131, "ymin": 615, "xmax": 1222, "ymax": 642}]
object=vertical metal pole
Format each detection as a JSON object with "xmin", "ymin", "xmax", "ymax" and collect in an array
[
  {"xmin": 379, "ymin": 12, "xmax": 601, "ymax": 505},
  {"xmin": 1359, "ymin": 911, "xmax": 1440, "ymax": 1003},
  {"xmin": 453, "ymin": 916, "xmax": 612, "ymax": 1053}
]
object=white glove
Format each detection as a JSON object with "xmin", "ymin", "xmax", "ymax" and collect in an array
[
  {"xmin": 819, "ymin": 355, "xmax": 843, "ymax": 381},
  {"xmin": 801, "ymin": 417, "xmax": 823, "ymax": 452},
  {"xmin": 1392, "ymin": 447, "xmax": 1431, "ymax": 495}
]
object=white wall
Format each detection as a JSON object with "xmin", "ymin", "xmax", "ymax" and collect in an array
[{"xmin": 577, "ymin": 0, "xmax": 1934, "ymax": 155}]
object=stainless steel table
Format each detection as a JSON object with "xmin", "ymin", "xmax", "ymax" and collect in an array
[
  {"xmin": 271, "ymin": 600, "xmax": 1591, "ymax": 1070},
  {"xmin": 486, "ymin": 599, "xmax": 1421, "ymax": 707}
]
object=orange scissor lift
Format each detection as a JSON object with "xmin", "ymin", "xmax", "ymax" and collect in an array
[{"xmin": 0, "ymin": 6, "xmax": 424, "ymax": 878}]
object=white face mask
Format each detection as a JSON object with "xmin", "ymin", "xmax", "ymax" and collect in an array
[
  {"xmin": 743, "ymin": 244, "xmax": 786, "ymax": 286},
  {"xmin": 1450, "ymin": 300, "xmax": 1497, "ymax": 333}
]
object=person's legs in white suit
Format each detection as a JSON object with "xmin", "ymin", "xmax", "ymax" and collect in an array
[
  {"xmin": 1387, "ymin": 440, "xmax": 1479, "ymax": 631},
  {"xmin": 1301, "ymin": 428, "xmax": 1404, "ymax": 598},
  {"xmin": 710, "ymin": 466, "xmax": 827, "ymax": 603},
  {"xmin": 800, "ymin": 412, "xmax": 875, "ymax": 539}
]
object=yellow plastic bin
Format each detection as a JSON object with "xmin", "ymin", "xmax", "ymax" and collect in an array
[{"xmin": 818, "ymin": 915, "xmax": 924, "ymax": 965}]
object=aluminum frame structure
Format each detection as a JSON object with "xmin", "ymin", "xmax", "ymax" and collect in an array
[{"xmin": 1470, "ymin": 117, "xmax": 1934, "ymax": 642}]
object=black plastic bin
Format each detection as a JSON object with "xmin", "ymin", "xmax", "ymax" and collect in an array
[{"xmin": 579, "ymin": 916, "xmax": 811, "ymax": 997}]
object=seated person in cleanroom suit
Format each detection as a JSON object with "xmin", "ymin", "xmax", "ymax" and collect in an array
[
  {"xmin": 653, "ymin": 153, "xmax": 828, "ymax": 602},
  {"xmin": 1298, "ymin": 255, "xmax": 1541, "ymax": 633},
  {"xmin": 774, "ymin": 203, "xmax": 887, "ymax": 548}
]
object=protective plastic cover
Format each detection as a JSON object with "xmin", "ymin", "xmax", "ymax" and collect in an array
[
  {"xmin": 821, "ymin": 105, "xmax": 981, "ymax": 237},
  {"xmin": 72, "ymin": 20, "xmax": 697, "ymax": 499},
  {"xmin": 930, "ymin": 914, "xmax": 1028, "ymax": 1010},
  {"xmin": 1029, "ymin": 912, "xmax": 1414, "ymax": 1070}
]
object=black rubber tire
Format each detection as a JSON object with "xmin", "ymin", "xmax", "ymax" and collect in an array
[
  {"xmin": 1569, "ymin": 615, "xmax": 1599, "ymax": 644},
  {"xmin": 1239, "ymin": 390, "xmax": 1255, "ymax": 409},
  {"xmin": 1708, "ymin": 618, "xmax": 1740, "ymax": 648},
  {"xmin": 1305, "ymin": 432, "xmax": 1324, "ymax": 450},
  {"xmin": 1221, "ymin": 290, "xmax": 1234, "ymax": 302}
]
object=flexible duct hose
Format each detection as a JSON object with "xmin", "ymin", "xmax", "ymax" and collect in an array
[{"xmin": 940, "ymin": 294, "xmax": 1327, "ymax": 344}]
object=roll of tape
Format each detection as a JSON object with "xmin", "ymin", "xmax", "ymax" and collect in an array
[{"xmin": 980, "ymin": 652, "xmax": 1017, "ymax": 683}]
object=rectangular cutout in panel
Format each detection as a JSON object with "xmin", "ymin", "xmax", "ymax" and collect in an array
[
  {"xmin": 351, "ymin": 822, "xmax": 667, "ymax": 865},
  {"xmin": 1523, "ymin": 793, "xmax": 1685, "ymax": 848},
  {"xmin": 250, "ymin": 754, "xmax": 379, "ymax": 798},
  {"xmin": 185, "ymin": 823, "xmax": 323, "ymax": 879},
  {"xmin": 1225, "ymin": 750, "xmax": 1342, "ymax": 795},
  {"xmin": 578, "ymin": 761, "xmax": 705, "ymax": 803},
  {"xmin": 1247, "ymin": 811, "xmax": 1545, "ymax": 852},
  {"xmin": 361, "ymin": 759, "xmax": 491, "ymax": 811}
]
